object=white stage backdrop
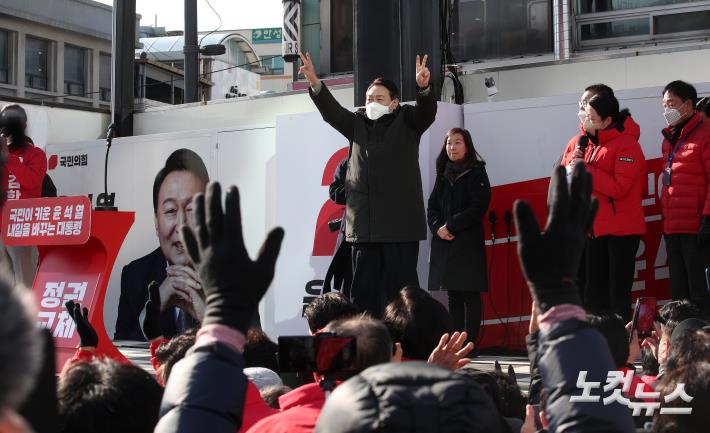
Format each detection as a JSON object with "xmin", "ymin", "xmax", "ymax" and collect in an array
[{"xmin": 44, "ymin": 101, "xmax": 462, "ymax": 339}]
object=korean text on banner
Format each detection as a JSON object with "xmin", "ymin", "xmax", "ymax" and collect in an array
[{"xmin": 1, "ymin": 196, "xmax": 92, "ymax": 246}]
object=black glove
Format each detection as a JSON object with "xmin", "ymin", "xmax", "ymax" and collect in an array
[
  {"xmin": 65, "ymin": 301, "xmax": 98, "ymax": 348},
  {"xmin": 181, "ymin": 183, "xmax": 285, "ymax": 334},
  {"xmin": 514, "ymin": 162, "xmax": 598, "ymax": 313},
  {"xmin": 698, "ymin": 216, "xmax": 710, "ymax": 248},
  {"xmin": 142, "ymin": 281, "xmax": 163, "ymax": 340}
]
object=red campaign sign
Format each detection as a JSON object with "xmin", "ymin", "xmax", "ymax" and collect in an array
[
  {"xmin": 1, "ymin": 196, "xmax": 91, "ymax": 246},
  {"xmin": 34, "ymin": 272, "xmax": 100, "ymax": 349}
]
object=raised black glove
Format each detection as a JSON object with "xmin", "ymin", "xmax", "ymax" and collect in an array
[
  {"xmin": 698, "ymin": 216, "xmax": 710, "ymax": 248},
  {"xmin": 65, "ymin": 300, "xmax": 98, "ymax": 348},
  {"xmin": 181, "ymin": 183, "xmax": 285, "ymax": 334},
  {"xmin": 514, "ymin": 162, "xmax": 598, "ymax": 313},
  {"xmin": 142, "ymin": 281, "xmax": 163, "ymax": 340}
]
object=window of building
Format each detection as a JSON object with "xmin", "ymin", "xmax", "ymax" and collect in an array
[
  {"xmin": 331, "ymin": 0, "xmax": 353, "ymax": 73},
  {"xmin": 575, "ymin": 1, "xmax": 710, "ymax": 48},
  {"xmin": 259, "ymin": 55, "xmax": 285, "ymax": 75},
  {"xmin": 99, "ymin": 53, "xmax": 111, "ymax": 101},
  {"xmin": 64, "ymin": 44, "xmax": 87, "ymax": 96},
  {"xmin": 451, "ymin": 0, "xmax": 553, "ymax": 62},
  {"xmin": 25, "ymin": 36, "xmax": 49, "ymax": 91},
  {"xmin": 0, "ymin": 30, "xmax": 9, "ymax": 84}
]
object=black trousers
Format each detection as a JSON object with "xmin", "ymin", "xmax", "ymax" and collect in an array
[
  {"xmin": 665, "ymin": 234, "xmax": 710, "ymax": 313},
  {"xmin": 585, "ymin": 235, "xmax": 640, "ymax": 322},
  {"xmin": 350, "ymin": 242, "xmax": 420, "ymax": 317},
  {"xmin": 448, "ymin": 291, "xmax": 482, "ymax": 341}
]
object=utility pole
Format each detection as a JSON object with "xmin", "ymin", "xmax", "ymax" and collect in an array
[
  {"xmin": 111, "ymin": 0, "xmax": 136, "ymax": 136},
  {"xmin": 184, "ymin": 0, "xmax": 199, "ymax": 103}
]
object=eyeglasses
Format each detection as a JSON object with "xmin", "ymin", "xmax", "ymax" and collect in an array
[{"xmin": 578, "ymin": 100, "xmax": 589, "ymax": 110}]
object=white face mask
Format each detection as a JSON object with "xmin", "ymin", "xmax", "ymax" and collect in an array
[
  {"xmin": 578, "ymin": 110, "xmax": 587, "ymax": 125},
  {"xmin": 664, "ymin": 108, "xmax": 682, "ymax": 126},
  {"xmin": 365, "ymin": 102, "xmax": 391, "ymax": 121},
  {"xmin": 583, "ymin": 118, "xmax": 596, "ymax": 133}
]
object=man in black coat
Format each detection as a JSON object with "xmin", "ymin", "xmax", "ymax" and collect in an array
[{"xmin": 300, "ymin": 52, "xmax": 437, "ymax": 317}]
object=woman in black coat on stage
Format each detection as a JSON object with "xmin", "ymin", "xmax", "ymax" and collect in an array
[{"xmin": 428, "ymin": 128, "xmax": 491, "ymax": 341}]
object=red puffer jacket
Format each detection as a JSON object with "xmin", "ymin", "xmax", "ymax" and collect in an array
[
  {"xmin": 661, "ymin": 113, "xmax": 710, "ymax": 234},
  {"xmin": 561, "ymin": 116, "xmax": 646, "ymax": 237}
]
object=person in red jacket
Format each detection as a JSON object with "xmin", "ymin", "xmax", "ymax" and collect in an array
[
  {"xmin": 0, "ymin": 104, "xmax": 46, "ymax": 290},
  {"xmin": 559, "ymin": 84, "xmax": 616, "ymax": 296},
  {"xmin": 660, "ymin": 81, "xmax": 710, "ymax": 313},
  {"xmin": 561, "ymin": 92, "xmax": 646, "ymax": 321}
]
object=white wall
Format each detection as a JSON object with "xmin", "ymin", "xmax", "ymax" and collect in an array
[
  {"xmin": 447, "ymin": 46, "xmax": 710, "ymax": 104},
  {"xmin": 133, "ymin": 85, "xmax": 355, "ymax": 135},
  {"xmin": 0, "ymin": 100, "xmax": 110, "ymax": 147}
]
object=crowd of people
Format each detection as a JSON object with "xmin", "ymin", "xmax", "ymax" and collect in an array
[{"xmin": 1, "ymin": 52, "xmax": 710, "ymax": 433}]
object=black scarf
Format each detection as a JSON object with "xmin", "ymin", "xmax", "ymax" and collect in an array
[
  {"xmin": 663, "ymin": 115, "xmax": 693, "ymax": 145},
  {"xmin": 443, "ymin": 159, "xmax": 475, "ymax": 184}
]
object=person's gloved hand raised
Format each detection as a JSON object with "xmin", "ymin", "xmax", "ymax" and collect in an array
[
  {"xmin": 65, "ymin": 300, "xmax": 99, "ymax": 348},
  {"xmin": 514, "ymin": 161, "xmax": 598, "ymax": 314},
  {"xmin": 180, "ymin": 183, "xmax": 285, "ymax": 334},
  {"xmin": 142, "ymin": 281, "xmax": 163, "ymax": 341}
]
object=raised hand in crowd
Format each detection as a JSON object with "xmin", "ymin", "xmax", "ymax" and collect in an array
[
  {"xmin": 142, "ymin": 281, "xmax": 164, "ymax": 341},
  {"xmin": 415, "ymin": 54, "xmax": 431, "ymax": 88},
  {"xmin": 299, "ymin": 52, "xmax": 320, "ymax": 89},
  {"xmin": 427, "ymin": 331, "xmax": 474, "ymax": 370},
  {"xmin": 625, "ymin": 320, "xmax": 641, "ymax": 364},
  {"xmin": 65, "ymin": 301, "xmax": 98, "ymax": 349},
  {"xmin": 514, "ymin": 161, "xmax": 598, "ymax": 313},
  {"xmin": 181, "ymin": 182, "xmax": 284, "ymax": 333}
]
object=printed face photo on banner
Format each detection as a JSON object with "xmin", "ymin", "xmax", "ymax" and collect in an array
[{"xmin": 114, "ymin": 148, "xmax": 210, "ymax": 340}]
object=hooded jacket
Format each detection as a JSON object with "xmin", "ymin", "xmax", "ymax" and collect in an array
[
  {"xmin": 245, "ymin": 382, "xmax": 329, "ymax": 433},
  {"xmin": 561, "ymin": 117, "xmax": 646, "ymax": 237}
]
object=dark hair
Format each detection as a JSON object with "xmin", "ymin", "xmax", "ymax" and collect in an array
[
  {"xmin": 383, "ymin": 286, "xmax": 453, "ymax": 360},
  {"xmin": 152, "ymin": 148, "xmax": 209, "ymax": 213},
  {"xmin": 587, "ymin": 314, "xmax": 629, "ymax": 369},
  {"xmin": 0, "ymin": 279, "xmax": 41, "ymax": 410},
  {"xmin": 244, "ymin": 328, "xmax": 280, "ymax": 372},
  {"xmin": 303, "ymin": 292, "xmax": 359, "ymax": 333},
  {"xmin": 435, "ymin": 127, "xmax": 486, "ymax": 174},
  {"xmin": 585, "ymin": 83, "xmax": 615, "ymax": 97},
  {"xmin": 260, "ymin": 385, "xmax": 292, "ymax": 409},
  {"xmin": 666, "ymin": 327, "xmax": 710, "ymax": 373},
  {"xmin": 325, "ymin": 315, "xmax": 393, "ymax": 375},
  {"xmin": 154, "ymin": 328, "xmax": 197, "ymax": 382},
  {"xmin": 587, "ymin": 92, "xmax": 631, "ymax": 131},
  {"xmin": 663, "ymin": 80, "xmax": 697, "ymax": 106},
  {"xmin": 659, "ymin": 300, "xmax": 706, "ymax": 324},
  {"xmin": 58, "ymin": 359, "xmax": 163, "ymax": 433},
  {"xmin": 366, "ymin": 77, "xmax": 400, "ymax": 101},
  {"xmin": 653, "ymin": 361, "xmax": 710, "ymax": 433},
  {"xmin": 1, "ymin": 103, "xmax": 28, "ymax": 122},
  {"xmin": 641, "ymin": 346, "xmax": 660, "ymax": 376}
]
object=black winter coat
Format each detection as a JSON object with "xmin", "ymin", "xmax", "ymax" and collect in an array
[
  {"xmin": 310, "ymin": 83, "xmax": 437, "ymax": 243},
  {"xmin": 427, "ymin": 164, "xmax": 491, "ymax": 292}
]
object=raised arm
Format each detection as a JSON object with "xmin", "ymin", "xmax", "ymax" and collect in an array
[
  {"xmin": 301, "ymin": 52, "xmax": 357, "ymax": 141},
  {"xmin": 405, "ymin": 54, "xmax": 437, "ymax": 134}
]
